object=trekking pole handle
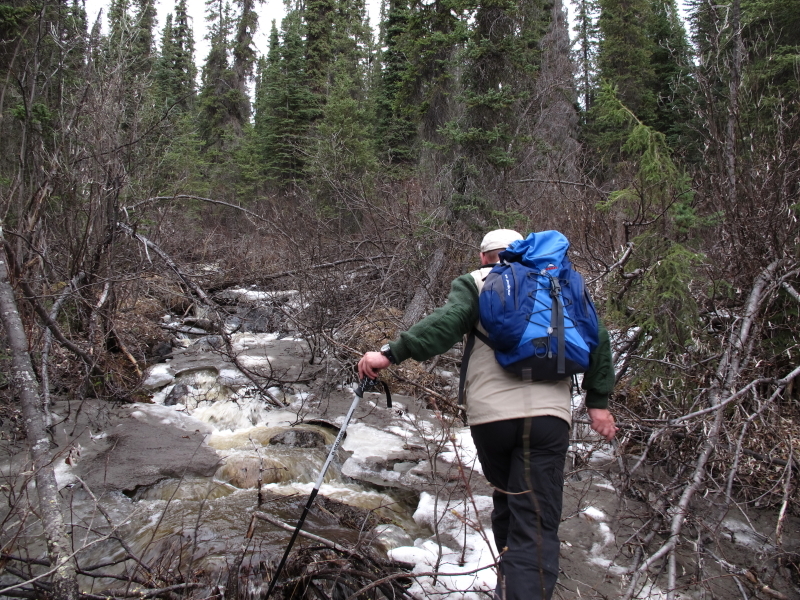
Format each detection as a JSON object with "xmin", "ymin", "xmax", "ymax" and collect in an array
[
  {"xmin": 355, "ymin": 377, "xmax": 377, "ymax": 397},
  {"xmin": 355, "ymin": 377, "xmax": 392, "ymax": 408}
]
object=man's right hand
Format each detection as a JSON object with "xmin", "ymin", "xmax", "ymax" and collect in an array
[
  {"xmin": 358, "ymin": 352, "xmax": 390, "ymax": 379},
  {"xmin": 587, "ymin": 408, "xmax": 618, "ymax": 442}
]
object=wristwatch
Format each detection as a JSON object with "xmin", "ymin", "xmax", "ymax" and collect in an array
[{"xmin": 380, "ymin": 343, "xmax": 396, "ymax": 364}]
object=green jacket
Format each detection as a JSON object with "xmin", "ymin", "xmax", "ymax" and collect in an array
[{"xmin": 389, "ymin": 273, "xmax": 615, "ymax": 409}]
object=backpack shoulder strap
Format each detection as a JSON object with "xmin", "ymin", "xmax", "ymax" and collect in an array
[
  {"xmin": 470, "ymin": 265, "xmax": 495, "ymax": 293},
  {"xmin": 458, "ymin": 333, "xmax": 476, "ymax": 405},
  {"xmin": 458, "ymin": 330, "xmax": 492, "ymax": 405},
  {"xmin": 459, "ymin": 268, "xmax": 495, "ymax": 405}
]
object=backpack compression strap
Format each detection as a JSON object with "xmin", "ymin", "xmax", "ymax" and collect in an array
[{"xmin": 546, "ymin": 273, "xmax": 566, "ymax": 375}]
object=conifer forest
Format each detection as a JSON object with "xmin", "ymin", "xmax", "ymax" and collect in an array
[{"xmin": 1, "ymin": 0, "xmax": 799, "ymax": 598}]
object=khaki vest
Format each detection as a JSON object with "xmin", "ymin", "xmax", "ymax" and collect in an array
[{"xmin": 463, "ymin": 267, "xmax": 571, "ymax": 426}]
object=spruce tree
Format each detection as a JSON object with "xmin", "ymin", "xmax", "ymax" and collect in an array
[
  {"xmin": 155, "ymin": 0, "xmax": 196, "ymax": 112},
  {"xmin": 231, "ymin": 0, "xmax": 258, "ymax": 124},
  {"xmin": 58, "ymin": 0, "xmax": 90, "ymax": 89},
  {"xmin": 305, "ymin": 0, "xmax": 336, "ymax": 109},
  {"xmin": 395, "ymin": 0, "xmax": 466, "ymax": 146},
  {"xmin": 459, "ymin": 0, "xmax": 519, "ymax": 176},
  {"xmin": 596, "ymin": 0, "xmax": 656, "ymax": 123},
  {"xmin": 374, "ymin": 0, "xmax": 417, "ymax": 163},
  {"xmin": 155, "ymin": 14, "xmax": 176, "ymax": 102},
  {"xmin": 591, "ymin": 0, "xmax": 691, "ymax": 150},
  {"xmin": 647, "ymin": 0, "xmax": 692, "ymax": 149},
  {"xmin": 740, "ymin": 0, "xmax": 800, "ymax": 105},
  {"xmin": 572, "ymin": 0, "xmax": 600, "ymax": 112},
  {"xmin": 254, "ymin": 14, "xmax": 315, "ymax": 187},
  {"xmin": 306, "ymin": 0, "xmax": 377, "ymax": 205},
  {"xmin": 173, "ymin": 0, "xmax": 197, "ymax": 107},
  {"xmin": 132, "ymin": 0, "xmax": 157, "ymax": 76},
  {"xmin": 197, "ymin": 0, "xmax": 238, "ymax": 150},
  {"xmin": 445, "ymin": 0, "xmax": 567, "ymax": 217},
  {"xmin": 107, "ymin": 0, "xmax": 132, "ymax": 51},
  {"xmin": 308, "ymin": 52, "xmax": 377, "ymax": 205}
]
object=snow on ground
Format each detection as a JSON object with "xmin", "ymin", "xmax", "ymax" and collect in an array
[
  {"xmin": 389, "ymin": 492, "xmax": 497, "ymax": 599},
  {"xmin": 341, "ymin": 422, "xmax": 407, "ymax": 460},
  {"xmin": 572, "ymin": 441, "xmax": 617, "ymax": 464},
  {"xmin": 142, "ymin": 363, "xmax": 174, "ymax": 389},
  {"xmin": 222, "ymin": 288, "xmax": 300, "ymax": 306},
  {"xmin": 721, "ymin": 518, "xmax": 775, "ymax": 552},
  {"xmin": 580, "ymin": 505, "xmax": 608, "ymax": 522},
  {"xmin": 439, "ymin": 427, "xmax": 483, "ymax": 474}
]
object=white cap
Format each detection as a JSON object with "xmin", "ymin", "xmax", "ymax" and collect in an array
[{"xmin": 480, "ymin": 229, "xmax": 523, "ymax": 253}]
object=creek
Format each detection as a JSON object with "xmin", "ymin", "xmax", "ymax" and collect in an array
[
  {"xmin": 3, "ymin": 287, "xmax": 791, "ymax": 599},
  {"xmin": 1, "ymin": 287, "xmax": 497, "ymax": 597}
]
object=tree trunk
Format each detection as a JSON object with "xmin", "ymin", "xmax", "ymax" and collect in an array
[
  {"xmin": 724, "ymin": 0, "xmax": 742, "ymax": 228},
  {"xmin": 401, "ymin": 245, "xmax": 447, "ymax": 328},
  {"xmin": 0, "ymin": 225, "xmax": 79, "ymax": 600}
]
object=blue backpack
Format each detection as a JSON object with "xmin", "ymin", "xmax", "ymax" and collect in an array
[{"xmin": 475, "ymin": 231, "xmax": 599, "ymax": 381}]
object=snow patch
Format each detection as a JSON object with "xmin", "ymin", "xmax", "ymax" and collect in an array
[
  {"xmin": 341, "ymin": 423, "xmax": 406, "ymax": 460},
  {"xmin": 387, "ymin": 492, "xmax": 498, "ymax": 598},
  {"xmin": 142, "ymin": 363, "xmax": 174, "ymax": 389},
  {"xmin": 439, "ymin": 427, "xmax": 483, "ymax": 475},
  {"xmin": 580, "ymin": 506, "xmax": 608, "ymax": 522}
]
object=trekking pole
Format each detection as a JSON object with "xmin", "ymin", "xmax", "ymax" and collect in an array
[{"xmin": 264, "ymin": 377, "xmax": 390, "ymax": 599}]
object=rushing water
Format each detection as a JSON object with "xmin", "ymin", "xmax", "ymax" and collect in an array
[
  {"xmin": 51, "ymin": 373, "xmax": 422, "ymax": 593},
  {"xmin": 2, "ymin": 298, "xmax": 466, "ymax": 598}
]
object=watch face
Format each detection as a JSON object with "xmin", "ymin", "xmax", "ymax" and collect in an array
[{"xmin": 380, "ymin": 344, "xmax": 394, "ymax": 363}]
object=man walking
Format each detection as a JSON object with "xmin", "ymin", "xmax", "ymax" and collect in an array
[{"xmin": 358, "ymin": 229, "xmax": 617, "ymax": 600}]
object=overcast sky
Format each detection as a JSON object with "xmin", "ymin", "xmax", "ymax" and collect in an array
[
  {"xmin": 83, "ymin": 0, "xmax": 288, "ymax": 63},
  {"xmin": 81, "ymin": 0, "xmax": 691, "ymax": 77},
  {"xmin": 82, "ymin": 0, "xmax": 387, "ymax": 66}
]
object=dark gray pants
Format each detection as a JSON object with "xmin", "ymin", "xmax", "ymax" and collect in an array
[{"xmin": 471, "ymin": 416, "xmax": 569, "ymax": 600}]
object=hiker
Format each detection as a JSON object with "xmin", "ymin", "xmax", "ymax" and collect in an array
[{"xmin": 357, "ymin": 229, "xmax": 616, "ymax": 600}]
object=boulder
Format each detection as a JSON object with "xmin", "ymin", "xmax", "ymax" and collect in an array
[{"xmin": 269, "ymin": 428, "xmax": 327, "ymax": 448}]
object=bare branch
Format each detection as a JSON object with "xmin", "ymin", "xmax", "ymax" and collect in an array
[
  {"xmin": 514, "ymin": 177, "xmax": 599, "ymax": 190},
  {"xmin": 41, "ymin": 272, "xmax": 87, "ymax": 413},
  {"xmin": 116, "ymin": 222, "xmax": 212, "ymax": 305},
  {"xmin": 587, "ymin": 242, "xmax": 635, "ymax": 284},
  {"xmin": 124, "ymin": 194, "xmax": 271, "ymax": 223},
  {"xmin": 343, "ymin": 561, "xmax": 498, "ymax": 600},
  {"xmin": 78, "ymin": 582, "xmax": 204, "ymax": 599},
  {"xmin": 209, "ymin": 255, "xmax": 394, "ymax": 292},
  {"xmin": 781, "ymin": 281, "xmax": 800, "ymax": 303},
  {"xmin": 711, "ymin": 259, "xmax": 782, "ymax": 404},
  {"xmin": 254, "ymin": 512, "xmax": 354, "ymax": 553}
]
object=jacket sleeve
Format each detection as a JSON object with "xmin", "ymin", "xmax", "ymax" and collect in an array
[
  {"xmin": 582, "ymin": 322, "xmax": 615, "ymax": 408},
  {"xmin": 389, "ymin": 274, "xmax": 479, "ymax": 364}
]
